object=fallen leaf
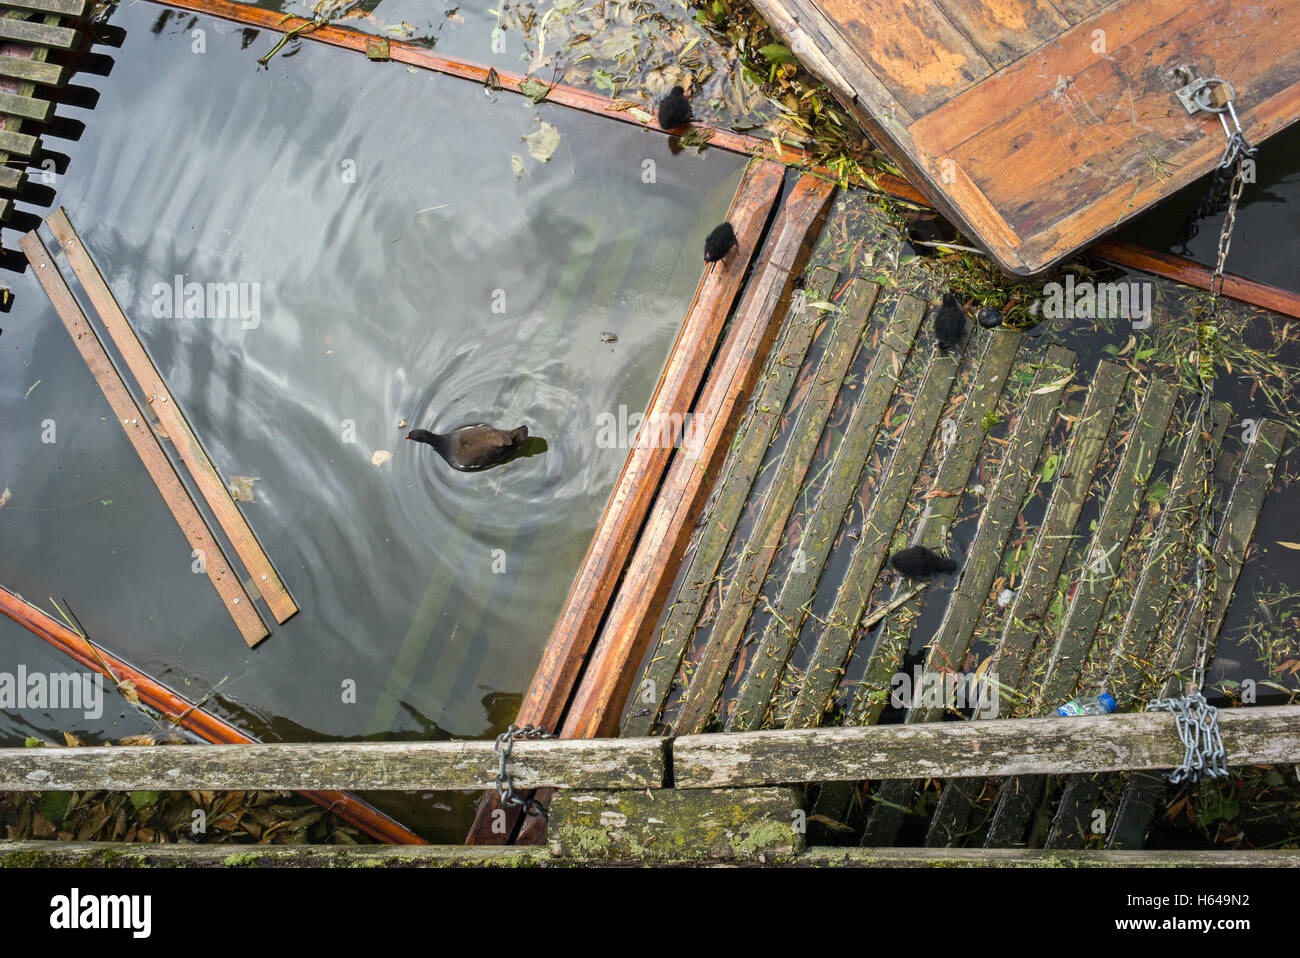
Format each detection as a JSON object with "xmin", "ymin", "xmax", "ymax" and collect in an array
[
  {"xmin": 1277, "ymin": 541, "xmax": 1300, "ymax": 551},
  {"xmin": 519, "ymin": 78, "xmax": 550, "ymax": 104},
  {"xmin": 0, "ymin": 487, "xmax": 10, "ymax": 510},
  {"xmin": 227, "ymin": 475, "xmax": 260, "ymax": 502},
  {"xmin": 1031, "ymin": 375, "xmax": 1072, "ymax": 395},
  {"xmin": 63, "ymin": 732, "xmax": 84, "ymax": 748},
  {"xmin": 522, "ymin": 121, "xmax": 561, "ymax": 162},
  {"xmin": 511, "ymin": 154, "xmax": 530, "ymax": 180},
  {"xmin": 922, "ymin": 489, "xmax": 957, "ymax": 499},
  {"xmin": 371, "ymin": 450, "xmax": 393, "ymax": 467}
]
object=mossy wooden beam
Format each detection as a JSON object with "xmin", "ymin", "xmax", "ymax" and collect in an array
[
  {"xmin": 623, "ymin": 266, "xmax": 839, "ymax": 737},
  {"xmin": 673, "ymin": 279, "xmax": 894, "ymax": 734},
  {"xmin": 780, "ymin": 322, "xmax": 969, "ymax": 731},
  {"xmin": 670, "ymin": 705, "xmax": 1300, "ymax": 786},
  {"xmin": 908, "ymin": 344, "xmax": 1078, "ymax": 725},
  {"xmin": 0, "ymin": 13, "xmax": 80, "ymax": 48},
  {"xmin": 1001, "ymin": 378, "xmax": 1176, "ymax": 701},
  {"xmin": 731, "ymin": 294, "xmax": 940, "ymax": 731},
  {"xmin": 0, "ymin": 54, "xmax": 64, "ymax": 86},
  {"xmin": 2, "ymin": 0, "xmax": 90, "ymax": 15},
  {"xmin": 548, "ymin": 787, "xmax": 803, "ymax": 861},
  {"xmin": 1102, "ymin": 401, "xmax": 1231, "ymax": 709},
  {"xmin": 0, "ymin": 89, "xmax": 52, "ymax": 122},
  {"xmin": 0, "ymin": 738, "xmax": 669, "ymax": 792},
  {"xmin": 925, "ymin": 359, "xmax": 1127, "ymax": 847}
]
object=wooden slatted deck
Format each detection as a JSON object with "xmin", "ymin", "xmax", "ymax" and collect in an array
[
  {"xmin": 749, "ymin": 0, "xmax": 1300, "ymax": 275},
  {"xmin": 485, "ymin": 187, "xmax": 1295, "ymax": 852}
]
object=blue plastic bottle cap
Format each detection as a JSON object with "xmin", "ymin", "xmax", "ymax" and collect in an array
[{"xmin": 1098, "ymin": 693, "xmax": 1118, "ymax": 713}]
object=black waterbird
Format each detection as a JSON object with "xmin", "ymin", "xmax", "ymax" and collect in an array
[
  {"xmin": 890, "ymin": 545, "xmax": 959, "ymax": 581},
  {"xmin": 658, "ymin": 85, "xmax": 692, "ymax": 130},
  {"xmin": 933, "ymin": 291, "xmax": 967, "ymax": 351},
  {"xmin": 703, "ymin": 222, "xmax": 738, "ymax": 263},
  {"xmin": 406, "ymin": 424, "xmax": 530, "ymax": 472}
]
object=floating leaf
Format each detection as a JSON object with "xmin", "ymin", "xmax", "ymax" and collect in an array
[
  {"xmin": 510, "ymin": 153, "xmax": 530, "ymax": 180},
  {"xmin": 371, "ymin": 450, "xmax": 393, "ymax": 467},
  {"xmin": 0, "ymin": 487, "xmax": 9, "ymax": 510},
  {"xmin": 519, "ymin": 78, "xmax": 551, "ymax": 103},
  {"xmin": 677, "ymin": 126, "xmax": 715, "ymax": 152},
  {"xmin": 227, "ymin": 475, "xmax": 260, "ymax": 502},
  {"xmin": 522, "ymin": 121, "xmax": 561, "ymax": 162},
  {"xmin": 629, "ymin": 106, "xmax": 652, "ymax": 123},
  {"xmin": 1277, "ymin": 541, "xmax": 1300, "ymax": 551},
  {"xmin": 24, "ymin": 379, "xmax": 40, "ymax": 398}
]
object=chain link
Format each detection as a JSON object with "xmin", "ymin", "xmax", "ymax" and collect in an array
[
  {"xmin": 493, "ymin": 724, "xmax": 555, "ymax": 818},
  {"xmin": 1146, "ymin": 692, "xmax": 1228, "ymax": 784}
]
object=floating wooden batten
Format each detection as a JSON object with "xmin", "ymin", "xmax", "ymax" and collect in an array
[
  {"xmin": 749, "ymin": 0, "xmax": 1300, "ymax": 275},
  {"xmin": 20, "ymin": 229, "xmax": 270, "ymax": 647},
  {"xmin": 0, "ymin": 584, "xmax": 425, "ymax": 845},
  {"xmin": 45, "ymin": 208, "xmax": 299, "ymax": 625}
]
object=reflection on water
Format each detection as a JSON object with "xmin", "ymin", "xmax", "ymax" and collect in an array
[{"xmin": 0, "ymin": 0, "xmax": 744, "ymax": 839}]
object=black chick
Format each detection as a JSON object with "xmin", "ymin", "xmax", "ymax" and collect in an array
[
  {"xmin": 890, "ymin": 545, "xmax": 958, "ymax": 581},
  {"xmin": 933, "ymin": 292, "xmax": 967, "ymax": 351},
  {"xmin": 406, "ymin": 424, "xmax": 529, "ymax": 472},
  {"xmin": 658, "ymin": 86, "xmax": 692, "ymax": 130},
  {"xmin": 703, "ymin": 222, "xmax": 737, "ymax": 263}
]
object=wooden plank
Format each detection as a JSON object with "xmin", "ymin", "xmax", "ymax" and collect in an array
[
  {"xmin": 673, "ymin": 279, "xmax": 899, "ymax": 735},
  {"xmin": 466, "ymin": 176, "xmax": 837, "ymax": 846},
  {"xmin": 924, "ymin": 359, "xmax": 1128, "ymax": 847},
  {"xmin": 813, "ymin": 0, "xmax": 993, "ymax": 117},
  {"xmin": 623, "ymin": 266, "xmax": 840, "ymax": 737},
  {"xmin": 1100, "ymin": 402, "xmax": 1231, "ymax": 708},
  {"xmin": 0, "ymin": 738, "xmax": 668, "ymax": 791},
  {"xmin": 731, "ymin": 294, "xmax": 947, "ymax": 731},
  {"xmin": 2, "ymin": 0, "xmax": 90, "ymax": 14},
  {"xmin": 990, "ymin": 376, "xmax": 1174, "ymax": 698},
  {"xmin": 0, "ymin": 54, "xmax": 65, "ymax": 87},
  {"xmin": 783, "ymin": 316, "xmax": 972, "ymax": 730},
  {"xmin": 0, "ymin": 165, "xmax": 22, "ymax": 191},
  {"xmin": 557, "ymin": 175, "xmax": 837, "ymax": 742},
  {"xmin": 0, "ymin": 14, "xmax": 80, "ymax": 49},
  {"xmin": 20, "ymin": 231, "xmax": 271, "ymax": 647},
  {"xmin": 671, "ymin": 705, "xmax": 1300, "ymax": 786},
  {"xmin": 6, "ymin": 841, "xmax": 1299, "ymax": 868},
  {"xmin": 548, "ymin": 788, "xmax": 803, "ymax": 861},
  {"xmin": 44, "ymin": 210, "xmax": 299, "ymax": 624},
  {"xmin": 1103, "ymin": 420, "xmax": 1287, "ymax": 851},
  {"xmin": 0, "ymin": 584, "xmax": 425, "ymax": 845},
  {"xmin": 0, "ymin": 90, "xmax": 51, "ymax": 122},
  {"xmin": 932, "ymin": 0, "xmax": 1070, "ymax": 68},
  {"xmin": 508, "ymin": 162, "xmax": 784, "ymax": 748},
  {"xmin": 908, "ymin": 344, "xmax": 1078, "ymax": 724},
  {"xmin": 0, "ymin": 127, "xmax": 38, "ymax": 158}
]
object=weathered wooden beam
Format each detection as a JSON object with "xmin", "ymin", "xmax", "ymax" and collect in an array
[
  {"xmin": 45, "ymin": 209, "xmax": 300, "ymax": 625},
  {"xmin": 0, "ymin": 128, "xmax": 39, "ymax": 158},
  {"xmin": 675, "ymin": 279, "xmax": 903, "ymax": 734},
  {"xmin": 20, "ymin": 231, "xmax": 271, "ymax": 647},
  {"xmin": 4, "ymin": 841, "xmax": 1296, "ymax": 868},
  {"xmin": 1, "ymin": 0, "xmax": 90, "ymax": 15},
  {"xmin": 0, "ymin": 165, "xmax": 23, "ymax": 191},
  {"xmin": 549, "ymin": 787, "xmax": 803, "ymax": 861},
  {"xmin": 0, "ymin": 738, "xmax": 668, "ymax": 792},
  {"xmin": 0, "ymin": 54, "xmax": 65, "ymax": 87},
  {"xmin": 671, "ymin": 705, "xmax": 1300, "ymax": 787},
  {"xmin": 0, "ymin": 89, "xmax": 52, "ymax": 122},
  {"xmin": 623, "ymin": 266, "xmax": 839, "ymax": 737},
  {"xmin": 0, "ymin": 14, "xmax": 81, "ymax": 49}
]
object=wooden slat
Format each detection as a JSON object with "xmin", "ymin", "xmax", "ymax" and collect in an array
[
  {"xmin": 558, "ymin": 175, "xmax": 837, "ymax": 741},
  {"xmin": 908, "ymin": 344, "xmax": 1078, "ymax": 723},
  {"xmin": 0, "ymin": 54, "xmax": 65, "ymax": 87},
  {"xmin": 0, "ymin": 0, "xmax": 90, "ymax": 16},
  {"xmin": 20, "ymin": 230, "xmax": 271, "ymax": 647},
  {"xmin": 46, "ymin": 209, "xmax": 299, "ymax": 622},
  {"xmin": 506, "ymin": 162, "xmax": 784, "ymax": 749},
  {"xmin": 1099, "ymin": 402, "xmax": 1232, "ymax": 708},
  {"xmin": 673, "ymin": 279, "xmax": 896, "ymax": 735},
  {"xmin": 731, "ymin": 294, "xmax": 949, "ymax": 731},
  {"xmin": 0, "ymin": 127, "xmax": 39, "ymax": 158},
  {"xmin": 1103, "ymin": 419, "xmax": 1287, "ymax": 851},
  {"xmin": 0, "ymin": 14, "xmax": 80, "ymax": 49},
  {"xmin": 622, "ymin": 266, "xmax": 840, "ymax": 737},
  {"xmin": 0, "ymin": 89, "xmax": 51, "ymax": 122},
  {"xmin": 0, "ymin": 165, "xmax": 23, "ymax": 191},
  {"xmin": 0, "ymin": 738, "xmax": 668, "ymax": 791},
  {"xmin": 932, "ymin": 0, "xmax": 1070, "ymax": 68},
  {"xmin": 924, "ymin": 360, "xmax": 1129, "ymax": 846},
  {"xmin": 671, "ymin": 705, "xmax": 1300, "ymax": 786}
]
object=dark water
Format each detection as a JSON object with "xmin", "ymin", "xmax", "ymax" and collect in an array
[{"xmin": 0, "ymin": 2, "xmax": 744, "ymax": 838}]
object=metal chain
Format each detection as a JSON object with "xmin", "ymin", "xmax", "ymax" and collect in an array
[
  {"xmin": 493, "ymin": 724, "xmax": 555, "ymax": 818},
  {"xmin": 1146, "ymin": 692, "xmax": 1228, "ymax": 784},
  {"xmin": 1147, "ymin": 80, "xmax": 1254, "ymax": 784}
]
